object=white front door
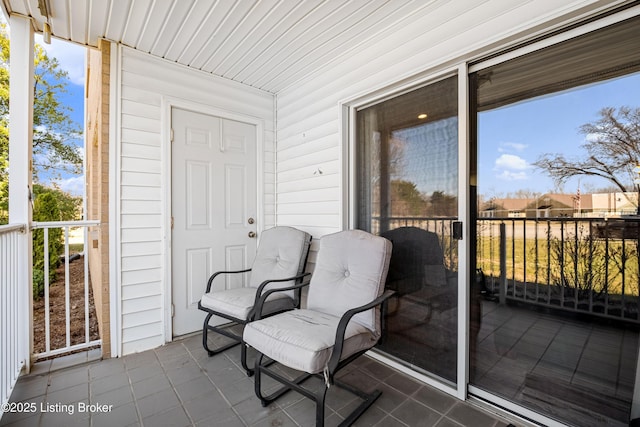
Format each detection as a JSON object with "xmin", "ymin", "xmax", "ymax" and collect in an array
[{"xmin": 171, "ymin": 107, "xmax": 257, "ymax": 336}]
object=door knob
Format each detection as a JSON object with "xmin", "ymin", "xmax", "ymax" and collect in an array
[{"xmin": 248, "ymin": 231, "xmax": 256, "ymax": 238}]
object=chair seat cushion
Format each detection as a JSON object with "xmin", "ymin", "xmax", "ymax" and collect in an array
[
  {"xmin": 200, "ymin": 288, "xmax": 295, "ymax": 320},
  {"xmin": 243, "ymin": 309, "xmax": 377, "ymax": 374}
]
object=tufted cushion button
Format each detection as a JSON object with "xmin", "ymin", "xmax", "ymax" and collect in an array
[
  {"xmin": 344, "ymin": 270, "xmax": 350, "ymax": 277},
  {"xmin": 275, "ymin": 256, "xmax": 280, "ymax": 262}
]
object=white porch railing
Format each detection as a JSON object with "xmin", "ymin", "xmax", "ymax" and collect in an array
[
  {"xmin": 32, "ymin": 220, "xmax": 101, "ymax": 359},
  {"xmin": 0, "ymin": 223, "xmax": 27, "ymax": 415}
]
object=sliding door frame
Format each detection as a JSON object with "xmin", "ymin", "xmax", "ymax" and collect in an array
[{"xmin": 342, "ymin": 65, "xmax": 470, "ymax": 400}]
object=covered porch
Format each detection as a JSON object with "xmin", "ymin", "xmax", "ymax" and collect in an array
[{"xmin": 2, "ymin": 1, "xmax": 640, "ymax": 426}]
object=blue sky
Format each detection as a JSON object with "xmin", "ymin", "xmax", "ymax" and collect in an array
[
  {"xmin": 36, "ymin": 35, "xmax": 86, "ymax": 196},
  {"xmin": 478, "ymin": 72, "xmax": 640, "ymax": 198}
]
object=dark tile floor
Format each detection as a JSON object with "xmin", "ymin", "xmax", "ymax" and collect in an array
[{"xmin": 0, "ymin": 333, "xmax": 514, "ymax": 427}]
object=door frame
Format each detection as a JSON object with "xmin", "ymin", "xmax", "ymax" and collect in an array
[
  {"xmin": 341, "ymin": 64, "xmax": 469, "ymax": 400},
  {"xmin": 161, "ymin": 97, "xmax": 264, "ymax": 342}
]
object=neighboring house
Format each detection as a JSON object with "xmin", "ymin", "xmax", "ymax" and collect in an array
[
  {"xmin": 592, "ymin": 191, "xmax": 639, "ymax": 216},
  {"xmin": 479, "ymin": 193, "xmax": 594, "ymax": 218},
  {"xmin": 3, "ymin": 2, "xmax": 640, "ymax": 427},
  {"xmin": 479, "ymin": 198, "xmax": 532, "ymax": 218}
]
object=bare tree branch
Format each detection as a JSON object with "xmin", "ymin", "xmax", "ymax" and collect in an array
[{"xmin": 534, "ymin": 106, "xmax": 640, "ymax": 212}]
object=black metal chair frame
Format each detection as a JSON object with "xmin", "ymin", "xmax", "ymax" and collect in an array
[
  {"xmin": 198, "ymin": 268, "xmax": 311, "ymax": 376},
  {"xmin": 251, "ymin": 285, "xmax": 395, "ymax": 426}
]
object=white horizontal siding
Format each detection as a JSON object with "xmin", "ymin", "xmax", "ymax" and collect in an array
[
  {"xmin": 116, "ymin": 47, "xmax": 275, "ymax": 354},
  {"xmin": 274, "ymin": 1, "xmax": 615, "ymax": 240},
  {"xmin": 121, "ymin": 255, "xmax": 162, "ymax": 272}
]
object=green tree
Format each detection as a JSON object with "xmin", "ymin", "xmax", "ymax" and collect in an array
[
  {"xmin": 0, "ymin": 23, "xmax": 83, "ymax": 224},
  {"xmin": 391, "ymin": 180, "xmax": 427, "ymax": 216},
  {"xmin": 430, "ymin": 190, "xmax": 457, "ymax": 216},
  {"xmin": 33, "ymin": 183, "xmax": 82, "ymax": 220},
  {"xmin": 32, "ymin": 192, "xmax": 62, "ymax": 298}
]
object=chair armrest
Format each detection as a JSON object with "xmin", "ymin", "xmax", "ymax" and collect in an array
[
  {"xmin": 252, "ymin": 272, "xmax": 312, "ymax": 320},
  {"xmin": 205, "ymin": 268, "xmax": 252, "ymax": 293},
  {"xmin": 326, "ymin": 290, "xmax": 395, "ymax": 378}
]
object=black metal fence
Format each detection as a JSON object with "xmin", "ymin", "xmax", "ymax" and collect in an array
[
  {"xmin": 477, "ymin": 217, "xmax": 640, "ymax": 323},
  {"xmin": 373, "ymin": 216, "xmax": 640, "ymax": 324}
]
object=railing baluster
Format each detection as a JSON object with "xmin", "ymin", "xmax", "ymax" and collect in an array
[
  {"xmin": 605, "ymin": 220, "xmax": 610, "ymax": 316},
  {"xmin": 547, "ymin": 220, "xmax": 551, "ymax": 304},
  {"xmin": 560, "ymin": 221, "xmax": 565, "ymax": 307},
  {"xmin": 511, "ymin": 221, "xmax": 515, "ymax": 298},
  {"xmin": 523, "ymin": 218, "xmax": 527, "ymax": 300},
  {"xmin": 589, "ymin": 219, "xmax": 594, "ymax": 315},
  {"xmin": 44, "ymin": 228, "xmax": 50, "ymax": 353},
  {"xmin": 64, "ymin": 226, "xmax": 71, "ymax": 348},
  {"xmin": 83, "ymin": 227, "xmax": 90, "ymax": 343},
  {"xmin": 535, "ymin": 219, "xmax": 539, "ymax": 302},
  {"xmin": 621, "ymin": 234, "xmax": 626, "ymax": 319},
  {"xmin": 574, "ymin": 220, "xmax": 578, "ymax": 310}
]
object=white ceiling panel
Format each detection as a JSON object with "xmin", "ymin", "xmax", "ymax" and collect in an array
[
  {"xmin": 162, "ymin": 0, "xmax": 213, "ymax": 62},
  {"xmin": 2, "ymin": 0, "xmax": 602, "ymax": 94},
  {"xmin": 200, "ymin": 0, "xmax": 278, "ymax": 73},
  {"xmin": 148, "ymin": 0, "xmax": 194, "ymax": 58},
  {"xmin": 189, "ymin": 0, "xmax": 259, "ymax": 69},
  {"xmin": 177, "ymin": 1, "xmax": 236, "ymax": 66},
  {"xmin": 104, "ymin": 0, "xmax": 132, "ymax": 43},
  {"xmin": 1, "ymin": 0, "xmax": 426, "ymax": 92},
  {"xmin": 120, "ymin": 0, "xmax": 153, "ymax": 48},
  {"xmin": 220, "ymin": 1, "xmax": 324, "ymax": 80}
]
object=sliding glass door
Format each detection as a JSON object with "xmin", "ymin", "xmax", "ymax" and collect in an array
[
  {"xmin": 469, "ymin": 15, "xmax": 640, "ymax": 426},
  {"xmin": 355, "ymin": 75, "xmax": 460, "ymax": 383}
]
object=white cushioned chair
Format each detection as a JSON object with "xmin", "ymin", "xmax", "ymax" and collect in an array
[
  {"xmin": 198, "ymin": 226, "xmax": 311, "ymax": 375},
  {"xmin": 243, "ymin": 229, "xmax": 393, "ymax": 426}
]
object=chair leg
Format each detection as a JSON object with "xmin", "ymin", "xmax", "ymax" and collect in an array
[
  {"xmin": 253, "ymin": 353, "xmax": 311, "ymax": 407},
  {"xmin": 315, "ymin": 386, "xmax": 328, "ymax": 426},
  {"xmin": 254, "ymin": 353, "xmax": 269, "ymax": 407},
  {"xmin": 201, "ymin": 312, "xmax": 213, "ymax": 353},
  {"xmin": 240, "ymin": 343, "xmax": 254, "ymax": 377},
  {"xmin": 201, "ymin": 313, "xmax": 241, "ymax": 357}
]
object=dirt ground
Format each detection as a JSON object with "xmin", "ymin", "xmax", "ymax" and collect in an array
[{"xmin": 32, "ymin": 255, "xmax": 100, "ymax": 356}]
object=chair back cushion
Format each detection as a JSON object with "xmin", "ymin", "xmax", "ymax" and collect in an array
[
  {"xmin": 307, "ymin": 230, "xmax": 392, "ymax": 333},
  {"xmin": 248, "ymin": 226, "xmax": 312, "ymax": 295}
]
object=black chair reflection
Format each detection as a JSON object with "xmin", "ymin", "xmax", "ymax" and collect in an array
[{"xmin": 380, "ymin": 227, "xmax": 453, "ymax": 317}]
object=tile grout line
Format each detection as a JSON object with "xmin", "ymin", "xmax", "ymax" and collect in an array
[{"xmin": 184, "ymin": 339, "xmax": 250, "ymax": 426}]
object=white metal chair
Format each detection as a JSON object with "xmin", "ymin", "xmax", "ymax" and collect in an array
[
  {"xmin": 198, "ymin": 226, "xmax": 311, "ymax": 375},
  {"xmin": 243, "ymin": 229, "xmax": 393, "ymax": 426}
]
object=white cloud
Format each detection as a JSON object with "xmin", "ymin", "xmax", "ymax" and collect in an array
[
  {"xmin": 585, "ymin": 132, "xmax": 602, "ymax": 143},
  {"xmin": 54, "ymin": 175, "xmax": 85, "ymax": 197},
  {"xmin": 498, "ymin": 142, "xmax": 528, "ymax": 153},
  {"xmin": 36, "ymin": 35, "xmax": 86, "ymax": 86},
  {"xmin": 495, "ymin": 154, "xmax": 529, "ymax": 170},
  {"xmin": 494, "ymin": 153, "xmax": 530, "ymax": 181},
  {"xmin": 496, "ymin": 170, "xmax": 528, "ymax": 181}
]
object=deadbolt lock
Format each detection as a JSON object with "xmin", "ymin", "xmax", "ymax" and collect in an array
[{"xmin": 248, "ymin": 217, "xmax": 255, "ymax": 224}]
